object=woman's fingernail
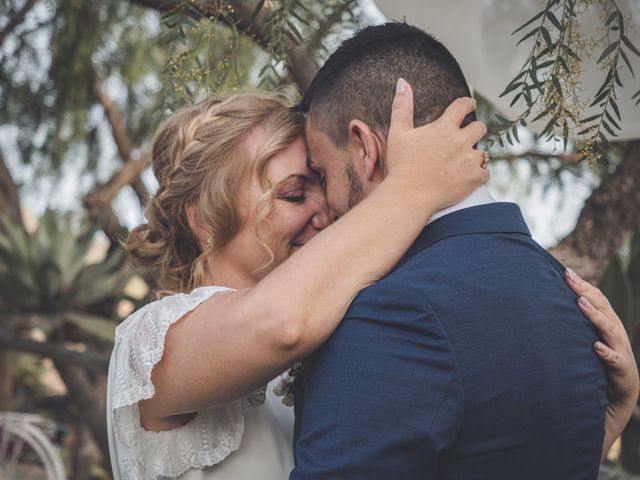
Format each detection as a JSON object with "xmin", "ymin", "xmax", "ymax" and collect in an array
[
  {"xmin": 579, "ymin": 296, "xmax": 592, "ymax": 309},
  {"xmin": 566, "ymin": 268, "xmax": 581, "ymax": 284},
  {"xmin": 396, "ymin": 78, "xmax": 407, "ymax": 94},
  {"xmin": 595, "ymin": 342, "xmax": 605, "ymax": 352}
]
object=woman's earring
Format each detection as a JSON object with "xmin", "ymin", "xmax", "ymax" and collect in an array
[{"xmin": 206, "ymin": 235, "xmax": 214, "ymax": 249}]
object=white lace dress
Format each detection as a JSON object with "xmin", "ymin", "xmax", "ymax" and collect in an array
[{"xmin": 106, "ymin": 286, "xmax": 295, "ymax": 480}]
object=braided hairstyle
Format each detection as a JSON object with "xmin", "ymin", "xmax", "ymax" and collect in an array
[{"xmin": 126, "ymin": 89, "xmax": 304, "ymax": 297}]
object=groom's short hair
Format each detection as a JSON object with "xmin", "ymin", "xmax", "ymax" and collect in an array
[{"xmin": 300, "ymin": 22, "xmax": 474, "ymax": 148}]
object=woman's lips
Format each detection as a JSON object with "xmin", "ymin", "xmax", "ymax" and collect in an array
[{"xmin": 291, "ymin": 228, "xmax": 319, "ymax": 249}]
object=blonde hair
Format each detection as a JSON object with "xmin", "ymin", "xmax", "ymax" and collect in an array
[{"xmin": 126, "ymin": 89, "xmax": 304, "ymax": 297}]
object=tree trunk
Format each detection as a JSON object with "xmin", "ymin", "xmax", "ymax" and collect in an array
[
  {"xmin": 0, "ymin": 151, "xmax": 23, "ymax": 412},
  {"xmin": 54, "ymin": 361, "xmax": 111, "ymax": 472},
  {"xmin": 549, "ymin": 141, "xmax": 640, "ymax": 284},
  {"xmin": 71, "ymin": 423, "xmax": 101, "ymax": 480},
  {"xmin": 0, "ymin": 150, "xmax": 23, "ymax": 227},
  {"xmin": 0, "ymin": 350, "xmax": 12, "ymax": 411}
]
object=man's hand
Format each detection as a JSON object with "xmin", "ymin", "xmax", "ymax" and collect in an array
[{"xmin": 565, "ymin": 268, "xmax": 640, "ymax": 461}]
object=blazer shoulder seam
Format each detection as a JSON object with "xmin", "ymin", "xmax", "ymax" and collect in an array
[{"xmin": 412, "ymin": 290, "xmax": 466, "ymax": 437}]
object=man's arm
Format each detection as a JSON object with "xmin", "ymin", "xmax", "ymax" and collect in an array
[{"xmin": 290, "ymin": 282, "xmax": 464, "ymax": 480}]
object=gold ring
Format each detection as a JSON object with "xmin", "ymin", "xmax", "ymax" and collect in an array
[{"xmin": 480, "ymin": 150, "xmax": 490, "ymax": 169}]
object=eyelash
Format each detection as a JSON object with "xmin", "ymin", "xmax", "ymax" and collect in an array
[
  {"xmin": 278, "ymin": 193, "xmax": 306, "ymax": 204},
  {"xmin": 319, "ymin": 175, "xmax": 327, "ymax": 191}
]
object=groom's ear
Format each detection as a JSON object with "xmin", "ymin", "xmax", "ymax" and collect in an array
[{"xmin": 347, "ymin": 119, "xmax": 386, "ymax": 184}]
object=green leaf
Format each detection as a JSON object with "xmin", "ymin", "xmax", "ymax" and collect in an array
[
  {"xmin": 0, "ymin": 216, "xmax": 29, "ymax": 262},
  {"xmin": 252, "ymin": 0, "xmax": 266, "ymax": 20},
  {"xmin": 64, "ymin": 312, "xmax": 116, "ymax": 342},
  {"xmin": 532, "ymin": 107, "xmax": 551, "ymax": 122},
  {"xmin": 282, "ymin": 29, "xmax": 302, "ymax": 46},
  {"xmin": 289, "ymin": 9, "xmax": 310, "ymax": 26},
  {"xmin": 536, "ymin": 46, "xmax": 552, "ymax": 59},
  {"xmin": 499, "ymin": 81, "xmax": 523, "ymax": 98},
  {"xmin": 540, "ymin": 27, "xmax": 554, "ymax": 50},
  {"xmin": 602, "ymin": 121, "xmax": 617, "ymax": 136},
  {"xmin": 0, "ymin": 273, "xmax": 40, "ymax": 309},
  {"xmin": 535, "ymin": 60, "xmax": 556, "ymax": 70},
  {"xmin": 35, "ymin": 260, "xmax": 63, "ymax": 302},
  {"xmin": 598, "ymin": 131, "xmax": 610, "ymax": 144},
  {"xmin": 594, "ymin": 70, "xmax": 614, "ymax": 98},
  {"xmin": 517, "ymin": 28, "xmax": 540, "ymax": 46},
  {"xmin": 577, "ymin": 125, "xmax": 598, "ymax": 135},
  {"xmin": 512, "ymin": 70, "xmax": 530, "ymax": 83},
  {"xmin": 622, "ymin": 34, "xmax": 640, "ymax": 58},
  {"xmin": 597, "ymin": 42, "xmax": 618, "ymax": 64},
  {"xmin": 510, "ymin": 92, "xmax": 524, "ymax": 107},
  {"xmin": 541, "ymin": 118, "xmax": 555, "ymax": 136},
  {"xmin": 620, "ymin": 49, "xmax": 635, "ymax": 77},
  {"xmin": 605, "ymin": 110, "xmax": 621, "ymax": 130},
  {"xmin": 562, "ymin": 43, "xmax": 579, "ymax": 60},
  {"xmin": 546, "ymin": 10, "xmax": 563, "ymax": 31},
  {"xmin": 286, "ymin": 21, "xmax": 304, "ymax": 43},
  {"xmin": 614, "ymin": 70, "xmax": 623, "ymax": 88},
  {"xmin": 580, "ymin": 114, "xmax": 601, "ymax": 124},
  {"xmin": 512, "ymin": 10, "xmax": 545, "ymax": 35},
  {"xmin": 0, "ymin": 234, "xmax": 13, "ymax": 268},
  {"xmin": 551, "ymin": 75, "xmax": 563, "ymax": 96},
  {"xmin": 590, "ymin": 89, "xmax": 609, "ymax": 107},
  {"xmin": 605, "ymin": 11, "xmax": 619, "ymax": 26}
]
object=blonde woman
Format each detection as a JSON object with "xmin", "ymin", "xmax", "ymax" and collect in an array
[{"xmin": 107, "ymin": 85, "xmax": 637, "ymax": 479}]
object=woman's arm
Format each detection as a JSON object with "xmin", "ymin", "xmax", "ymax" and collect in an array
[
  {"xmin": 140, "ymin": 80, "xmax": 488, "ymax": 428},
  {"xmin": 564, "ymin": 268, "xmax": 640, "ymax": 461}
]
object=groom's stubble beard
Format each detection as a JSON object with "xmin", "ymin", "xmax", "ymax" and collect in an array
[{"xmin": 346, "ymin": 159, "xmax": 365, "ymax": 211}]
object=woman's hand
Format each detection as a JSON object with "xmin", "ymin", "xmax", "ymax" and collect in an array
[
  {"xmin": 385, "ymin": 78, "xmax": 489, "ymax": 211},
  {"xmin": 565, "ymin": 268, "xmax": 639, "ymax": 461}
]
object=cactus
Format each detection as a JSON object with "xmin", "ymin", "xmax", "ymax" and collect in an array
[{"xmin": 0, "ymin": 212, "xmax": 132, "ymax": 344}]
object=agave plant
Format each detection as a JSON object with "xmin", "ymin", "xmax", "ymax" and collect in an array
[{"xmin": 0, "ymin": 212, "xmax": 132, "ymax": 345}]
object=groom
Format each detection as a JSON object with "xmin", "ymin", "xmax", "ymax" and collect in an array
[{"xmin": 290, "ymin": 22, "xmax": 608, "ymax": 479}]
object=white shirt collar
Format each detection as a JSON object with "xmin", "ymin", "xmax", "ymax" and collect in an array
[{"xmin": 428, "ymin": 185, "xmax": 495, "ymax": 224}]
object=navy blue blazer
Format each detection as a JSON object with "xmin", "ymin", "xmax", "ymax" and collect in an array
[{"xmin": 290, "ymin": 203, "xmax": 607, "ymax": 480}]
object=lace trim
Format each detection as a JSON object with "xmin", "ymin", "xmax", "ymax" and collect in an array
[{"xmin": 110, "ymin": 286, "xmax": 253, "ymax": 479}]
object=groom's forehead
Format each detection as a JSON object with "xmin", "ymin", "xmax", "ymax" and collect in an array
[
  {"xmin": 303, "ymin": 121, "xmax": 337, "ymax": 168},
  {"xmin": 303, "ymin": 119, "xmax": 323, "ymax": 165}
]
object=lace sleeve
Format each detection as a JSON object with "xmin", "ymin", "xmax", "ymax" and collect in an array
[{"xmin": 108, "ymin": 286, "xmax": 244, "ymax": 480}]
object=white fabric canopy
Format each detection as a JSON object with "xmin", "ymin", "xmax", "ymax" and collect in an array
[{"xmin": 373, "ymin": 0, "xmax": 640, "ymax": 141}]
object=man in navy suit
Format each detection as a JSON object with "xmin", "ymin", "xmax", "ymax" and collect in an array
[{"xmin": 290, "ymin": 22, "xmax": 609, "ymax": 479}]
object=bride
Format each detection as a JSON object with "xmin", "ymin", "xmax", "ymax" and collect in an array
[{"xmin": 107, "ymin": 83, "xmax": 637, "ymax": 479}]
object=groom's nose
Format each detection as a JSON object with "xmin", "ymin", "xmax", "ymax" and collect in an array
[{"xmin": 311, "ymin": 206, "xmax": 336, "ymax": 230}]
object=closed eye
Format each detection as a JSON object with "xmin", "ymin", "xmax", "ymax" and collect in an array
[
  {"xmin": 319, "ymin": 175, "xmax": 327, "ymax": 191},
  {"xmin": 277, "ymin": 193, "xmax": 306, "ymax": 204}
]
